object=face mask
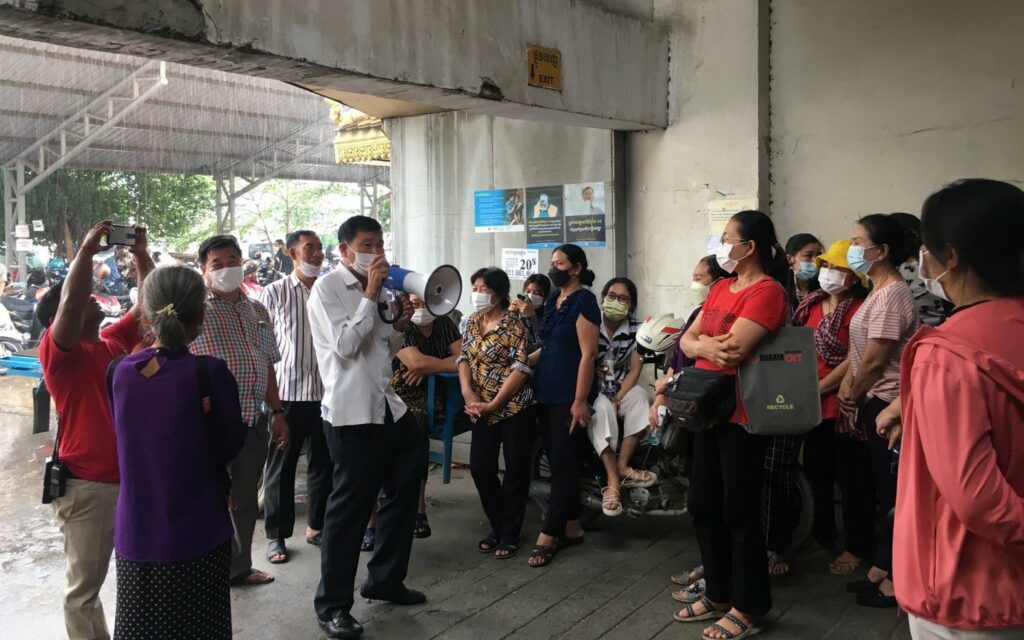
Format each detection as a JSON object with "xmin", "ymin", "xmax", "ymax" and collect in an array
[
  {"xmin": 297, "ymin": 260, "xmax": 321, "ymax": 278},
  {"xmin": 350, "ymin": 251, "xmax": 376, "ymax": 275},
  {"xmin": 818, "ymin": 267, "xmax": 851, "ymax": 295},
  {"xmin": 527, "ymin": 293, "xmax": 545, "ymax": 307},
  {"xmin": 602, "ymin": 298, "xmax": 629, "ymax": 322},
  {"xmin": 471, "ymin": 292, "xmax": 495, "ymax": 313},
  {"xmin": 715, "ymin": 241, "xmax": 748, "ymax": 274},
  {"xmin": 690, "ymin": 279, "xmax": 709, "ymax": 302},
  {"xmin": 847, "ymin": 245, "xmax": 877, "ymax": 275},
  {"xmin": 208, "ymin": 265, "xmax": 244, "ymax": 293},
  {"xmin": 919, "ymin": 249, "xmax": 950, "ymax": 302},
  {"xmin": 795, "ymin": 261, "xmax": 819, "ymax": 282},
  {"xmin": 548, "ymin": 266, "xmax": 571, "ymax": 288},
  {"xmin": 411, "ymin": 308, "xmax": 435, "ymax": 326}
]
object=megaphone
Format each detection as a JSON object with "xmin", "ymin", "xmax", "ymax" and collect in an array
[{"xmin": 376, "ymin": 265, "xmax": 463, "ymax": 324}]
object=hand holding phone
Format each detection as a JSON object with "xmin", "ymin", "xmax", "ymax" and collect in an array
[{"xmin": 106, "ymin": 224, "xmax": 137, "ymax": 246}]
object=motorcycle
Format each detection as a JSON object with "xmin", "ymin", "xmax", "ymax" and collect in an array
[{"xmin": 0, "ymin": 283, "xmax": 44, "ymax": 344}]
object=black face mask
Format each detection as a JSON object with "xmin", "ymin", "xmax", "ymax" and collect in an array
[{"xmin": 548, "ymin": 266, "xmax": 571, "ymax": 288}]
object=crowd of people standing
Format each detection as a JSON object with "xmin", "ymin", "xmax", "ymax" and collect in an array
[{"xmin": 33, "ymin": 177, "xmax": 1024, "ymax": 640}]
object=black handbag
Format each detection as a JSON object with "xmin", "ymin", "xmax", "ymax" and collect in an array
[
  {"xmin": 660, "ymin": 368, "xmax": 736, "ymax": 446},
  {"xmin": 41, "ymin": 413, "xmax": 68, "ymax": 504}
]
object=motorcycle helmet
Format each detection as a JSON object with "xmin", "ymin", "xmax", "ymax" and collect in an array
[{"xmin": 636, "ymin": 313, "xmax": 686, "ymax": 354}]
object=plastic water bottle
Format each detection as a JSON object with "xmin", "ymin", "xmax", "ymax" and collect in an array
[{"xmin": 648, "ymin": 428, "xmax": 662, "ymax": 447}]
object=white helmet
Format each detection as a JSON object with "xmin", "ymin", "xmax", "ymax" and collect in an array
[{"xmin": 636, "ymin": 313, "xmax": 686, "ymax": 354}]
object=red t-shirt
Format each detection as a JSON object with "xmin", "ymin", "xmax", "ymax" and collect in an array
[
  {"xmin": 39, "ymin": 313, "xmax": 141, "ymax": 483},
  {"xmin": 696, "ymin": 277, "xmax": 788, "ymax": 424},
  {"xmin": 804, "ymin": 299, "xmax": 863, "ymax": 420}
]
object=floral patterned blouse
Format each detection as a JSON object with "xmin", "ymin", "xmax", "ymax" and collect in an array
[{"xmin": 457, "ymin": 310, "xmax": 534, "ymax": 425}]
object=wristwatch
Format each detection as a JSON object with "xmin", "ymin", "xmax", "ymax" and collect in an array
[{"xmin": 270, "ymin": 407, "xmax": 285, "ymax": 416}]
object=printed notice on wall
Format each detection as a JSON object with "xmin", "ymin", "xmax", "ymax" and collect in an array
[
  {"xmin": 15, "ymin": 238, "xmax": 33, "ymax": 251},
  {"xmin": 707, "ymin": 197, "xmax": 758, "ymax": 235},
  {"xmin": 475, "ymin": 181, "xmax": 611, "ymax": 248},
  {"xmin": 32, "ymin": 220, "xmax": 44, "ymax": 232},
  {"xmin": 502, "ymin": 248, "xmax": 540, "ymax": 280},
  {"xmin": 15, "ymin": 224, "xmax": 29, "ymax": 238},
  {"xmin": 474, "ymin": 188, "xmax": 526, "ymax": 233}
]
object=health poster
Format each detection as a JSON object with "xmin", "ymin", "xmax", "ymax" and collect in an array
[
  {"xmin": 565, "ymin": 214, "xmax": 606, "ymax": 247},
  {"xmin": 474, "ymin": 188, "xmax": 526, "ymax": 232},
  {"xmin": 525, "ymin": 185, "xmax": 564, "ymax": 247}
]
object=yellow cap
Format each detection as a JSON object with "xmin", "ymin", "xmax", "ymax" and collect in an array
[{"xmin": 815, "ymin": 239, "xmax": 869, "ymax": 288}]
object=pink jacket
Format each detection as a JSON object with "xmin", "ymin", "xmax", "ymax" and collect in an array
[{"xmin": 894, "ymin": 298, "xmax": 1024, "ymax": 630}]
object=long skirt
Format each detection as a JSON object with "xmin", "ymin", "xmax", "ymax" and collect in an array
[{"xmin": 114, "ymin": 541, "xmax": 232, "ymax": 640}]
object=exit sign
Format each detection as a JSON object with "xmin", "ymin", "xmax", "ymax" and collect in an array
[{"xmin": 527, "ymin": 45, "xmax": 562, "ymax": 91}]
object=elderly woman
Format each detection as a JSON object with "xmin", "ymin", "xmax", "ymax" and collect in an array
[{"xmin": 107, "ymin": 266, "xmax": 247, "ymax": 639}]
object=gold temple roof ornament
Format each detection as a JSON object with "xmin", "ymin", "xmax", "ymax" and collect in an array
[{"xmin": 330, "ymin": 102, "xmax": 391, "ymax": 165}]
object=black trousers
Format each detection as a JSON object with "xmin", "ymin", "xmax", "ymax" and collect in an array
[
  {"xmin": 469, "ymin": 407, "xmax": 537, "ymax": 545},
  {"xmin": 537, "ymin": 403, "xmax": 586, "ymax": 538},
  {"xmin": 862, "ymin": 397, "xmax": 897, "ymax": 575},
  {"xmin": 834, "ymin": 432, "xmax": 876, "ymax": 562},
  {"xmin": 314, "ymin": 406, "xmax": 427, "ymax": 619},
  {"xmin": 762, "ymin": 434, "xmax": 802, "ymax": 554},
  {"xmin": 688, "ymin": 423, "xmax": 772, "ymax": 617},
  {"xmin": 801, "ymin": 419, "xmax": 838, "ymax": 549},
  {"xmin": 264, "ymin": 401, "xmax": 333, "ymax": 540}
]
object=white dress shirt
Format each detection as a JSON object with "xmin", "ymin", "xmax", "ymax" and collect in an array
[{"xmin": 307, "ymin": 265, "xmax": 408, "ymax": 427}]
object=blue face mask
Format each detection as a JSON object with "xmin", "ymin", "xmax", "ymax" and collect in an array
[
  {"xmin": 795, "ymin": 261, "xmax": 819, "ymax": 282},
  {"xmin": 847, "ymin": 245, "xmax": 877, "ymax": 275}
]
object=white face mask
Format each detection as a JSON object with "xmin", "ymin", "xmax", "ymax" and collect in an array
[
  {"xmin": 818, "ymin": 267, "xmax": 851, "ymax": 295},
  {"xmin": 527, "ymin": 293, "xmax": 545, "ymax": 307},
  {"xmin": 349, "ymin": 251, "xmax": 376, "ymax": 275},
  {"xmin": 208, "ymin": 265, "xmax": 244, "ymax": 293},
  {"xmin": 297, "ymin": 260, "xmax": 321, "ymax": 278},
  {"xmin": 690, "ymin": 279, "xmax": 709, "ymax": 302},
  {"xmin": 471, "ymin": 291, "xmax": 496, "ymax": 313},
  {"xmin": 411, "ymin": 308, "xmax": 435, "ymax": 326},
  {"xmin": 919, "ymin": 249, "xmax": 950, "ymax": 302},
  {"xmin": 715, "ymin": 241, "xmax": 748, "ymax": 274}
]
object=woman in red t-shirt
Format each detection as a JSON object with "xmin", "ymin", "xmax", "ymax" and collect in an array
[
  {"xmin": 673, "ymin": 211, "xmax": 789, "ymax": 640},
  {"xmin": 787, "ymin": 241, "xmax": 866, "ymax": 562}
]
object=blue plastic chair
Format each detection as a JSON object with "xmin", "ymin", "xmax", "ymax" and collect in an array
[{"xmin": 425, "ymin": 372, "xmax": 472, "ymax": 484}]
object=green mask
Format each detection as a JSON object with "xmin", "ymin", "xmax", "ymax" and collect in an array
[{"xmin": 602, "ymin": 298, "xmax": 629, "ymax": 322}]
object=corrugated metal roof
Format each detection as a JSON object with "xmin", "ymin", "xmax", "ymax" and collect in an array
[{"xmin": 0, "ymin": 34, "xmax": 388, "ymax": 185}]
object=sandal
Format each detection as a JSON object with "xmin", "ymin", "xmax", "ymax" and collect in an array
[
  {"xmin": 671, "ymin": 578, "xmax": 707, "ymax": 603},
  {"xmin": 673, "ymin": 595, "xmax": 723, "ymax": 623},
  {"xmin": 495, "ymin": 543, "xmax": 519, "ymax": 559},
  {"xmin": 361, "ymin": 527, "xmax": 375, "ymax": 553},
  {"xmin": 306, "ymin": 531, "xmax": 322, "ymax": 547},
  {"xmin": 602, "ymin": 486, "xmax": 623, "ymax": 517},
  {"xmin": 559, "ymin": 534, "xmax": 585, "ymax": 549},
  {"xmin": 768, "ymin": 551, "xmax": 791, "ymax": 577},
  {"xmin": 528, "ymin": 544, "xmax": 558, "ymax": 568},
  {"xmin": 621, "ymin": 468, "xmax": 658, "ymax": 489},
  {"xmin": 701, "ymin": 612, "xmax": 764, "ymax": 640},
  {"xmin": 478, "ymin": 535, "xmax": 499, "ymax": 553},
  {"xmin": 230, "ymin": 568, "xmax": 274, "ymax": 587},
  {"xmin": 671, "ymin": 565, "xmax": 705, "ymax": 586},
  {"xmin": 266, "ymin": 538, "xmax": 288, "ymax": 564},
  {"xmin": 414, "ymin": 513, "xmax": 432, "ymax": 539},
  {"xmin": 828, "ymin": 552, "xmax": 861, "ymax": 576}
]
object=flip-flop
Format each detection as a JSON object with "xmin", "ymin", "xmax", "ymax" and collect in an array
[
  {"xmin": 361, "ymin": 527, "xmax": 375, "ymax": 553},
  {"xmin": 414, "ymin": 513, "xmax": 432, "ymax": 539},
  {"xmin": 230, "ymin": 568, "xmax": 275, "ymax": 587},
  {"xmin": 306, "ymin": 531, "xmax": 322, "ymax": 547},
  {"xmin": 478, "ymin": 535, "xmax": 499, "ymax": 553},
  {"xmin": 266, "ymin": 539, "xmax": 288, "ymax": 564}
]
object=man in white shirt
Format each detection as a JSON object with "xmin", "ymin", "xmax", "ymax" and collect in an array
[{"xmin": 307, "ymin": 215, "xmax": 426, "ymax": 640}]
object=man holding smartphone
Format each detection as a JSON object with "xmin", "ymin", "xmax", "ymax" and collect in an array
[
  {"xmin": 307, "ymin": 216, "xmax": 426, "ymax": 639},
  {"xmin": 36, "ymin": 220, "xmax": 153, "ymax": 640}
]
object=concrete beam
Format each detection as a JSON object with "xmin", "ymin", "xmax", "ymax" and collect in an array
[{"xmin": 0, "ymin": 1, "xmax": 668, "ymax": 130}]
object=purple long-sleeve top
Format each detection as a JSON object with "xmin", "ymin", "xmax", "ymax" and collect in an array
[{"xmin": 108, "ymin": 348, "xmax": 247, "ymax": 563}]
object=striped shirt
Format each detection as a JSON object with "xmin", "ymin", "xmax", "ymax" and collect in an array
[
  {"xmin": 190, "ymin": 292, "xmax": 281, "ymax": 424},
  {"xmin": 596, "ymin": 317, "xmax": 641, "ymax": 397},
  {"xmin": 849, "ymin": 280, "xmax": 920, "ymax": 403},
  {"xmin": 260, "ymin": 273, "xmax": 324, "ymax": 402}
]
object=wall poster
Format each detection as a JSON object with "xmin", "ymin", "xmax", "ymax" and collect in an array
[{"xmin": 475, "ymin": 181, "xmax": 609, "ymax": 249}]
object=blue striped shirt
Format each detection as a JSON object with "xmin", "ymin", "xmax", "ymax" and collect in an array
[{"xmin": 260, "ymin": 273, "xmax": 324, "ymax": 402}]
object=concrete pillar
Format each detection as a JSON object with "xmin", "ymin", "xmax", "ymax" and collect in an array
[{"xmin": 626, "ymin": 0, "xmax": 770, "ymax": 317}]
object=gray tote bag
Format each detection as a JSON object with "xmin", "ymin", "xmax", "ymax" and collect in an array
[{"xmin": 738, "ymin": 325, "xmax": 822, "ymax": 435}]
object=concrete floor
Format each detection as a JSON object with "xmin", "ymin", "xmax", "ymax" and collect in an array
[{"xmin": 0, "ymin": 376, "xmax": 910, "ymax": 639}]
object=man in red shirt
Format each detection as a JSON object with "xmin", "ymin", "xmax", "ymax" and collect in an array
[{"xmin": 37, "ymin": 220, "xmax": 153, "ymax": 640}]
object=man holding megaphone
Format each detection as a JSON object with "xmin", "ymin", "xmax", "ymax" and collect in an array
[{"xmin": 306, "ymin": 215, "xmax": 428, "ymax": 639}]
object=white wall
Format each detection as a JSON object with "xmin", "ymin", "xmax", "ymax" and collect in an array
[
  {"xmin": 770, "ymin": 0, "xmax": 1024, "ymax": 245},
  {"xmin": 389, "ymin": 112, "xmax": 616, "ymax": 316}
]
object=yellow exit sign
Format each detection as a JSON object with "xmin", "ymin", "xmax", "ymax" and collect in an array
[{"xmin": 528, "ymin": 45, "xmax": 562, "ymax": 91}]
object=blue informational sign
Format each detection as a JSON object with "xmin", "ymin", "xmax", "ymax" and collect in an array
[{"xmin": 474, "ymin": 188, "xmax": 526, "ymax": 232}]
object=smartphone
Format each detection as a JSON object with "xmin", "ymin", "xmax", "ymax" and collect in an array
[
  {"xmin": 516, "ymin": 293, "xmax": 528, "ymax": 302},
  {"xmin": 107, "ymin": 224, "xmax": 136, "ymax": 246}
]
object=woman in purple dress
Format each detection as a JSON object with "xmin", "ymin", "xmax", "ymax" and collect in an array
[{"xmin": 107, "ymin": 266, "xmax": 247, "ymax": 640}]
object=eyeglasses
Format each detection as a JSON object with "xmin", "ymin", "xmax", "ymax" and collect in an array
[
  {"xmin": 719, "ymin": 235, "xmax": 748, "ymax": 245},
  {"xmin": 605, "ymin": 293, "xmax": 631, "ymax": 305}
]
